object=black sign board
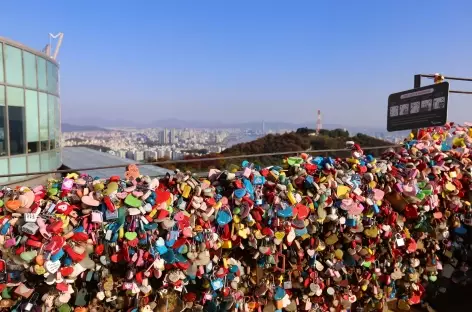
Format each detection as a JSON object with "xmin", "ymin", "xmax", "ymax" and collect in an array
[{"xmin": 387, "ymin": 82, "xmax": 449, "ymax": 132}]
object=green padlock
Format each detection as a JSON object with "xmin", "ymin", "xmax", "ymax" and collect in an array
[
  {"xmin": 103, "ymin": 182, "xmax": 119, "ymax": 196},
  {"xmin": 47, "ymin": 188, "xmax": 58, "ymax": 197},
  {"xmin": 2, "ymin": 287, "xmax": 11, "ymax": 299},
  {"xmin": 58, "ymin": 304, "xmax": 72, "ymax": 312},
  {"xmin": 124, "ymin": 194, "xmax": 142, "ymax": 208}
]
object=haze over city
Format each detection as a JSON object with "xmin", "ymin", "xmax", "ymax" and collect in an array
[{"xmin": 2, "ymin": 0, "xmax": 472, "ymax": 128}]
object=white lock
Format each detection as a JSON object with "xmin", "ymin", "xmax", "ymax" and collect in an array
[{"xmin": 395, "ymin": 233, "xmax": 405, "ymax": 247}]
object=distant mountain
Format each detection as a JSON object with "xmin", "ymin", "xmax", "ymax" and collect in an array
[
  {"xmin": 62, "ymin": 117, "xmax": 388, "ymax": 134},
  {"xmin": 61, "ymin": 123, "xmax": 110, "ymax": 132}
]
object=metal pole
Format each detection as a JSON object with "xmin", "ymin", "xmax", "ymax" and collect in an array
[
  {"xmin": 419, "ymin": 74, "xmax": 472, "ymax": 82},
  {"xmin": 413, "ymin": 75, "xmax": 421, "ymax": 139},
  {"xmin": 414, "ymin": 75, "xmax": 421, "ymax": 88}
]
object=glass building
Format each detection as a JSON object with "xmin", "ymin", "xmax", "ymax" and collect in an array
[{"xmin": 0, "ymin": 37, "xmax": 61, "ymax": 183}]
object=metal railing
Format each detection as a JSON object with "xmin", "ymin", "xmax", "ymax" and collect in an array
[{"xmin": 0, "ymin": 144, "xmax": 401, "ymax": 179}]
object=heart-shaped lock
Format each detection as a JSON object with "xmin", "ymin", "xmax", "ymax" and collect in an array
[
  {"xmin": 20, "ymin": 250, "xmax": 38, "ymax": 263},
  {"xmin": 306, "ymin": 249, "xmax": 315, "ymax": 257},
  {"xmin": 125, "ymin": 231, "xmax": 137, "ymax": 240},
  {"xmin": 45, "ymin": 260, "xmax": 61, "ymax": 274},
  {"xmin": 274, "ymin": 286, "xmax": 286, "ymax": 301},
  {"xmin": 275, "ymin": 231, "xmax": 285, "ymax": 240},
  {"xmin": 34, "ymin": 264, "xmax": 46, "ymax": 275},
  {"xmin": 277, "ymin": 206, "xmax": 293, "ymax": 218},
  {"xmin": 325, "ymin": 234, "xmax": 338, "ymax": 245},
  {"xmin": 216, "ymin": 209, "xmax": 231, "ymax": 226},
  {"xmin": 211, "ymin": 278, "xmax": 223, "ymax": 290},
  {"xmin": 364, "ymin": 227, "xmax": 378, "ymax": 238},
  {"xmin": 238, "ymin": 228, "xmax": 248, "ymax": 239},
  {"xmin": 348, "ymin": 203, "xmax": 364, "ymax": 215}
]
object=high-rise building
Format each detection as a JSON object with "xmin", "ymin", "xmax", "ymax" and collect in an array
[
  {"xmin": 125, "ymin": 151, "xmax": 134, "ymax": 160},
  {"xmin": 170, "ymin": 128, "xmax": 177, "ymax": 144},
  {"xmin": 157, "ymin": 150, "xmax": 165, "ymax": 159},
  {"xmin": 134, "ymin": 151, "xmax": 144, "ymax": 162},
  {"xmin": 164, "ymin": 129, "xmax": 169, "ymax": 144},
  {"xmin": 144, "ymin": 150, "xmax": 157, "ymax": 161},
  {"xmin": 164, "ymin": 150, "xmax": 172, "ymax": 159},
  {"xmin": 0, "ymin": 37, "xmax": 62, "ymax": 183},
  {"xmin": 117, "ymin": 150, "xmax": 126, "ymax": 158}
]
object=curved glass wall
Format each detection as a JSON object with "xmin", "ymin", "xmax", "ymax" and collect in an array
[{"xmin": 0, "ymin": 38, "xmax": 61, "ymax": 183}]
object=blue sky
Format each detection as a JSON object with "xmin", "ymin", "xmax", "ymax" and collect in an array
[{"xmin": 2, "ymin": 0, "xmax": 472, "ymax": 128}]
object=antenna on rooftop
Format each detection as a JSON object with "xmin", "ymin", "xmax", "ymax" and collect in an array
[
  {"xmin": 48, "ymin": 32, "xmax": 64, "ymax": 60},
  {"xmin": 42, "ymin": 44, "xmax": 51, "ymax": 56}
]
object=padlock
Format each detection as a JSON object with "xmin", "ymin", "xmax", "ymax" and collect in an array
[
  {"xmin": 91, "ymin": 210, "xmax": 103, "ymax": 223},
  {"xmin": 395, "ymin": 233, "xmax": 405, "ymax": 247},
  {"xmin": 222, "ymin": 240, "xmax": 232, "ymax": 249}
]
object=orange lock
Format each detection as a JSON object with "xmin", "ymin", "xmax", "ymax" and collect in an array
[
  {"xmin": 276, "ymin": 299, "xmax": 284, "ymax": 310},
  {"xmin": 36, "ymin": 254, "xmax": 45, "ymax": 266},
  {"xmin": 5, "ymin": 200, "xmax": 21, "ymax": 211}
]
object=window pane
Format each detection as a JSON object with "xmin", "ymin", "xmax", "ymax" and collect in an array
[
  {"xmin": 55, "ymin": 97, "xmax": 60, "ymax": 146},
  {"xmin": 40, "ymin": 152, "xmax": 48, "ymax": 171},
  {"xmin": 5, "ymin": 45, "xmax": 23, "ymax": 86},
  {"xmin": 47, "ymin": 61, "xmax": 57, "ymax": 94},
  {"xmin": 25, "ymin": 90, "xmax": 39, "ymax": 142},
  {"xmin": 0, "ymin": 86, "xmax": 4, "ymax": 106},
  {"xmin": 0, "ymin": 86, "xmax": 6, "ymax": 156},
  {"xmin": 39, "ymin": 92, "xmax": 48, "ymax": 143},
  {"xmin": 37, "ymin": 58, "xmax": 47, "ymax": 91},
  {"xmin": 23, "ymin": 52, "xmax": 37, "ymax": 89},
  {"xmin": 28, "ymin": 154, "xmax": 40, "ymax": 173},
  {"xmin": 25, "ymin": 90, "xmax": 39, "ymax": 153},
  {"xmin": 8, "ymin": 106, "xmax": 25, "ymax": 155},
  {"xmin": 56, "ymin": 150, "xmax": 61, "ymax": 168},
  {"xmin": 48, "ymin": 95, "xmax": 55, "ymax": 141},
  {"xmin": 7, "ymin": 87, "xmax": 24, "ymax": 107},
  {"xmin": 49, "ymin": 150, "xmax": 56, "ymax": 170},
  {"xmin": 10, "ymin": 156, "xmax": 26, "ymax": 180},
  {"xmin": 0, "ymin": 158, "xmax": 8, "ymax": 183},
  {"xmin": 0, "ymin": 44, "xmax": 4, "ymax": 83}
]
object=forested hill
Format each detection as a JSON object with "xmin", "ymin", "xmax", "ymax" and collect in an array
[{"xmin": 222, "ymin": 128, "xmax": 393, "ymax": 158}]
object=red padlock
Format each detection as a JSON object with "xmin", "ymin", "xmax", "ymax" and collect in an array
[{"xmin": 47, "ymin": 220, "xmax": 64, "ymax": 234}]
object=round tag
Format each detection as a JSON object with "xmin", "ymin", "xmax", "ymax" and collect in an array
[{"xmin": 326, "ymin": 287, "xmax": 335, "ymax": 296}]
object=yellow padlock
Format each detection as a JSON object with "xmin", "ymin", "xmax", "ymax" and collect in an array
[
  {"xmin": 147, "ymin": 209, "xmax": 157, "ymax": 219},
  {"xmin": 287, "ymin": 183, "xmax": 294, "ymax": 192},
  {"xmin": 287, "ymin": 192, "xmax": 297, "ymax": 205},
  {"xmin": 222, "ymin": 257, "xmax": 229, "ymax": 268},
  {"xmin": 308, "ymin": 202, "xmax": 314, "ymax": 212},
  {"xmin": 222, "ymin": 240, "xmax": 232, "ymax": 249},
  {"xmin": 404, "ymin": 228, "xmax": 411, "ymax": 239},
  {"xmin": 119, "ymin": 227, "xmax": 124, "ymax": 239},
  {"xmin": 182, "ymin": 184, "xmax": 191, "ymax": 198},
  {"xmin": 301, "ymin": 233, "xmax": 310, "ymax": 240}
]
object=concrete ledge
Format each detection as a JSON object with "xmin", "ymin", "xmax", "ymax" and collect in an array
[{"xmin": 3, "ymin": 173, "xmax": 61, "ymax": 188}]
